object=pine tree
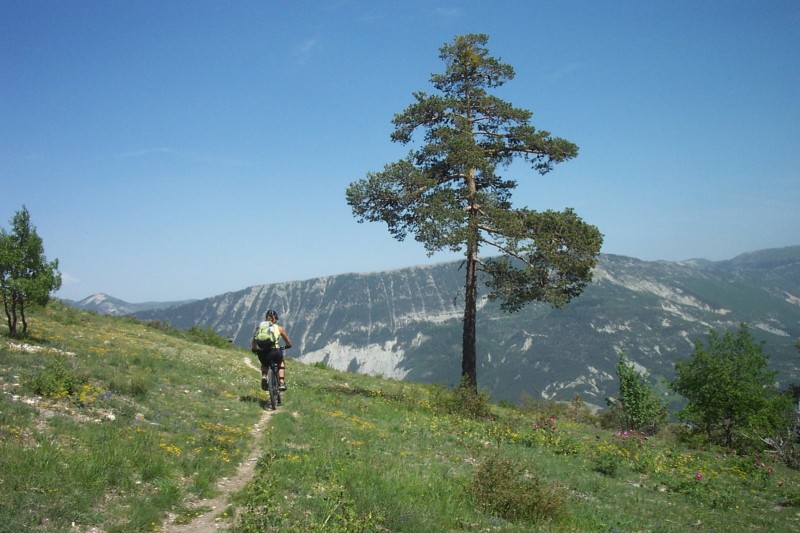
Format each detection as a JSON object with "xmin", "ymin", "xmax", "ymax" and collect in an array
[{"xmin": 347, "ymin": 34, "xmax": 602, "ymax": 390}]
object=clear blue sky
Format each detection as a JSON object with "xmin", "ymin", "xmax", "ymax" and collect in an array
[{"xmin": 2, "ymin": 0, "xmax": 798, "ymax": 303}]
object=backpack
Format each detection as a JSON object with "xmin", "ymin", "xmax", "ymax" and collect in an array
[{"xmin": 254, "ymin": 321, "xmax": 280, "ymax": 350}]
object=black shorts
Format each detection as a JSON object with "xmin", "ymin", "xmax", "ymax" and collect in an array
[{"xmin": 257, "ymin": 347, "xmax": 283, "ymax": 368}]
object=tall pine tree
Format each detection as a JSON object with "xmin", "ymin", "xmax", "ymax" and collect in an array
[{"xmin": 347, "ymin": 34, "xmax": 602, "ymax": 390}]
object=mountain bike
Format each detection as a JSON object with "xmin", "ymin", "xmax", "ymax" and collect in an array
[{"xmin": 262, "ymin": 346, "xmax": 286, "ymax": 411}]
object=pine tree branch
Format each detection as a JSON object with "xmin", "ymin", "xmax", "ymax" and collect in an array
[{"xmin": 477, "ymin": 234, "xmax": 533, "ymax": 268}]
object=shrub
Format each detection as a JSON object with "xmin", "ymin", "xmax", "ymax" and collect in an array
[
  {"xmin": 569, "ymin": 392, "xmax": 594, "ymax": 423},
  {"xmin": 781, "ymin": 484, "xmax": 800, "ymax": 508},
  {"xmin": 592, "ymin": 448, "xmax": 623, "ymax": 477},
  {"xmin": 519, "ymin": 395, "xmax": 572, "ymax": 420},
  {"xmin": 145, "ymin": 319, "xmax": 173, "ymax": 332},
  {"xmin": 469, "ymin": 455, "xmax": 567, "ymax": 523},
  {"xmin": 186, "ymin": 325, "xmax": 231, "ymax": 348},
  {"xmin": 47, "ymin": 299, "xmax": 86, "ymax": 326},
  {"xmin": 430, "ymin": 378, "xmax": 491, "ymax": 419},
  {"xmin": 519, "ymin": 416, "xmax": 583, "ymax": 455},
  {"xmin": 23, "ymin": 355, "xmax": 83, "ymax": 398}
]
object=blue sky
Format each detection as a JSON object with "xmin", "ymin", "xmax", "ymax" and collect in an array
[{"xmin": 2, "ymin": 0, "xmax": 798, "ymax": 303}]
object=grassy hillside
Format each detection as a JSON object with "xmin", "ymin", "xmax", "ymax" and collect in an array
[{"xmin": 2, "ymin": 303, "xmax": 799, "ymax": 532}]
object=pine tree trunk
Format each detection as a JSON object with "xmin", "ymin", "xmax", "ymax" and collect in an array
[{"xmin": 461, "ymin": 217, "xmax": 479, "ymax": 391}]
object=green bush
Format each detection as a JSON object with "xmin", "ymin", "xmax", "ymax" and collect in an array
[
  {"xmin": 23, "ymin": 355, "xmax": 83, "ymax": 398},
  {"xmin": 186, "ymin": 325, "xmax": 231, "ymax": 349},
  {"xmin": 519, "ymin": 416, "xmax": 583, "ymax": 455},
  {"xmin": 144, "ymin": 319, "xmax": 173, "ymax": 332},
  {"xmin": 469, "ymin": 455, "xmax": 567, "ymax": 523},
  {"xmin": 48, "ymin": 299, "xmax": 86, "ymax": 326},
  {"xmin": 592, "ymin": 449, "xmax": 623, "ymax": 477},
  {"xmin": 430, "ymin": 378, "xmax": 491, "ymax": 419},
  {"xmin": 519, "ymin": 395, "xmax": 573, "ymax": 420},
  {"xmin": 782, "ymin": 484, "xmax": 800, "ymax": 508}
]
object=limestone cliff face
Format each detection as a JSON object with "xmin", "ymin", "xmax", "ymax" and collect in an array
[{"xmin": 131, "ymin": 247, "xmax": 800, "ymax": 405}]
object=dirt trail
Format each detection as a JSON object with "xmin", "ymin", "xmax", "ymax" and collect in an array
[{"xmin": 164, "ymin": 356, "xmax": 270, "ymax": 532}]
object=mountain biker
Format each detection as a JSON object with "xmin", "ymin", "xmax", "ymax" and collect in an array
[{"xmin": 252, "ymin": 309, "xmax": 292, "ymax": 391}]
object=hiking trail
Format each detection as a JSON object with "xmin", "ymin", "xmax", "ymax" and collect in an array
[{"xmin": 164, "ymin": 356, "xmax": 270, "ymax": 532}]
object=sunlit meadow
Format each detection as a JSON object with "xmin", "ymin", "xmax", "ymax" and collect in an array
[{"xmin": 1, "ymin": 302, "xmax": 799, "ymax": 532}]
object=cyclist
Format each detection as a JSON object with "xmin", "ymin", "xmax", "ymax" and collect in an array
[{"xmin": 252, "ymin": 309, "xmax": 292, "ymax": 391}]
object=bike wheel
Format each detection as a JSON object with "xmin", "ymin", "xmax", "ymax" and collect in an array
[
  {"xmin": 268, "ymin": 366, "xmax": 278, "ymax": 410},
  {"xmin": 272, "ymin": 365, "xmax": 282, "ymax": 406}
]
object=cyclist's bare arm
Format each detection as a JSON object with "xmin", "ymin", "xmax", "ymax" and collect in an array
[{"xmin": 279, "ymin": 325, "xmax": 292, "ymax": 349}]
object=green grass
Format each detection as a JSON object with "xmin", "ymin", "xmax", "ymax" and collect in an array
[
  {"xmin": 1, "ymin": 302, "xmax": 799, "ymax": 532},
  {"xmin": 1, "ymin": 302, "xmax": 264, "ymax": 532},
  {"xmin": 231, "ymin": 368, "xmax": 800, "ymax": 532}
]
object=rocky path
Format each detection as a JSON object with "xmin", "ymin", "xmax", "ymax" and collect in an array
[{"xmin": 164, "ymin": 357, "xmax": 270, "ymax": 532}]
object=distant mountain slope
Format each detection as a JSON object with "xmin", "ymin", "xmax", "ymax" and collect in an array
[
  {"xmin": 65, "ymin": 293, "xmax": 197, "ymax": 316},
  {"xmin": 133, "ymin": 247, "xmax": 800, "ymax": 405}
]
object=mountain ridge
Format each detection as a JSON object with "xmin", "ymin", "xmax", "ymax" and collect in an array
[
  {"xmin": 68, "ymin": 246, "xmax": 800, "ymax": 311},
  {"xmin": 64, "ymin": 293, "xmax": 197, "ymax": 316},
  {"xmin": 120, "ymin": 245, "xmax": 800, "ymax": 405}
]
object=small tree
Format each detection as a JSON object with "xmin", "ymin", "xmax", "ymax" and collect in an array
[
  {"xmin": 671, "ymin": 324, "xmax": 792, "ymax": 451},
  {"xmin": 346, "ymin": 34, "xmax": 602, "ymax": 391},
  {"xmin": 0, "ymin": 206, "xmax": 62, "ymax": 337},
  {"xmin": 608, "ymin": 352, "xmax": 668, "ymax": 434}
]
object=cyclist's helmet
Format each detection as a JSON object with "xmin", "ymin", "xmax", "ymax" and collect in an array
[{"xmin": 265, "ymin": 309, "xmax": 279, "ymax": 321}]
